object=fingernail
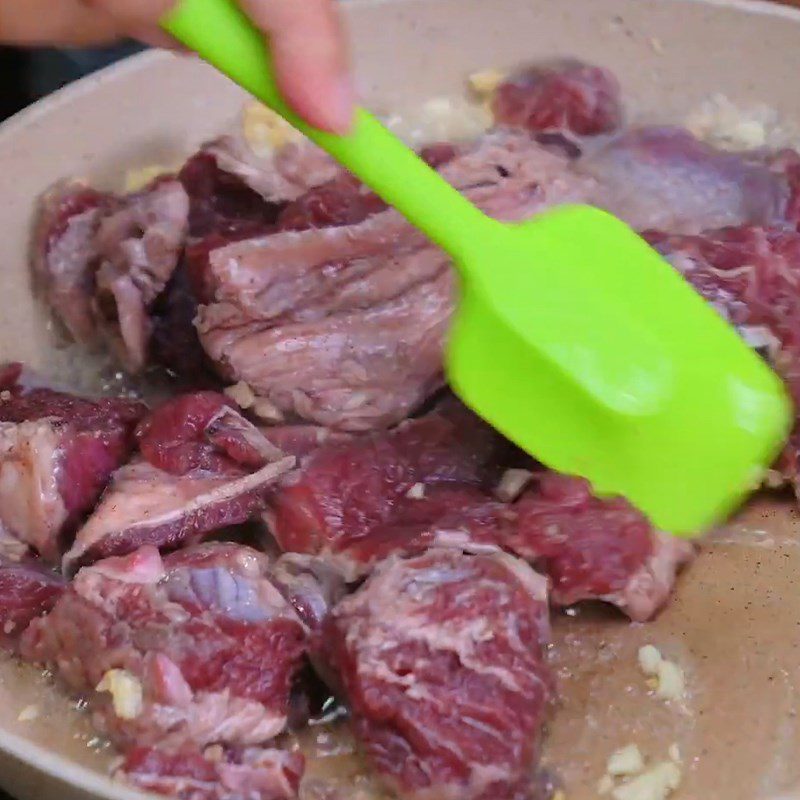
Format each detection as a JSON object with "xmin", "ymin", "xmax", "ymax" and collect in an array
[{"xmin": 325, "ymin": 76, "xmax": 355, "ymax": 135}]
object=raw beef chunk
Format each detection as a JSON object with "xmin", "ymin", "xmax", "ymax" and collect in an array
[
  {"xmin": 581, "ymin": 127, "xmax": 791, "ymax": 233},
  {"xmin": 0, "ymin": 368, "xmax": 145, "ymax": 561},
  {"xmin": 322, "ymin": 549, "xmax": 552, "ymax": 800},
  {"xmin": 200, "ymin": 136, "xmax": 339, "ymax": 205},
  {"xmin": 195, "ymin": 132, "xmax": 595, "ymax": 430},
  {"xmin": 645, "ymin": 225, "xmax": 800, "ymax": 490},
  {"xmin": 267, "ymin": 400, "xmax": 690, "ymax": 620},
  {"xmin": 33, "ymin": 178, "xmax": 190, "ymax": 371},
  {"xmin": 493, "ymin": 60, "xmax": 623, "ymax": 137},
  {"xmin": 0, "ymin": 555, "xmax": 64, "ymax": 649},
  {"xmin": 32, "ymin": 181, "xmax": 114, "ymax": 342},
  {"xmin": 119, "ymin": 745, "xmax": 304, "ymax": 800},
  {"xmin": 179, "ymin": 149, "xmax": 284, "ymax": 240},
  {"xmin": 64, "ymin": 393, "xmax": 294, "ymax": 571},
  {"xmin": 92, "ymin": 179, "xmax": 190, "ymax": 371},
  {"xmin": 272, "ymin": 146, "xmax": 452, "ymax": 233},
  {"xmin": 267, "ymin": 402, "xmax": 512, "ymax": 558},
  {"xmin": 150, "ymin": 262, "xmax": 218, "ymax": 384},
  {"xmin": 507, "ymin": 473, "xmax": 694, "ymax": 622},
  {"xmin": 23, "ymin": 544, "xmax": 312, "ymax": 751}
]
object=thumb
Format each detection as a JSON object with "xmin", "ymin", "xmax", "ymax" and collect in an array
[{"xmin": 238, "ymin": 0, "xmax": 354, "ymax": 134}]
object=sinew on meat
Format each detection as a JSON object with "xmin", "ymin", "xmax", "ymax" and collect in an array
[
  {"xmin": 195, "ymin": 130, "xmax": 596, "ymax": 431},
  {"xmin": 0, "ymin": 364, "xmax": 145, "ymax": 562},
  {"xmin": 321, "ymin": 549, "xmax": 552, "ymax": 800},
  {"xmin": 64, "ymin": 392, "xmax": 295, "ymax": 572},
  {"xmin": 23, "ymin": 542, "xmax": 340, "ymax": 752}
]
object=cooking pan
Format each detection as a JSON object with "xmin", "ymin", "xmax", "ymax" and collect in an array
[{"xmin": 2, "ymin": 1, "xmax": 800, "ymax": 798}]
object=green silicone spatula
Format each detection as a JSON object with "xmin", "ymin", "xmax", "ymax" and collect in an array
[{"xmin": 161, "ymin": 0, "xmax": 793, "ymax": 536}]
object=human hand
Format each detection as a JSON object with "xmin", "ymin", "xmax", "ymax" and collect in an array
[{"xmin": 0, "ymin": 0, "xmax": 353, "ymax": 133}]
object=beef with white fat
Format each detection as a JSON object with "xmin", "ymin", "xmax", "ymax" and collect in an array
[
  {"xmin": 645, "ymin": 225, "xmax": 800, "ymax": 492},
  {"xmin": 196, "ymin": 131, "xmax": 596, "ymax": 431},
  {"xmin": 0, "ymin": 364, "xmax": 145, "ymax": 562},
  {"xmin": 64, "ymin": 392, "xmax": 294, "ymax": 572},
  {"xmin": 23, "ymin": 542, "xmax": 339, "ymax": 755},
  {"xmin": 267, "ymin": 401, "xmax": 692, "ymax": 622},
  {"xmin": 92, "ymin": 179, "xmax": 190, "ymax": 371},
  {"xmin": 33, "ymin": 178, "xmax": 189, "ymax": 372},
  {"xmin": 118, "ymin": 745, "xmax": 304, "ymax": 800},
  {"xmin": 321, "ymin": 548, "xmax": 552, "ymax": 800}
]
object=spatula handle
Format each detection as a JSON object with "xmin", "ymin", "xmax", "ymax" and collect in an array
[{"xmin": 162, "ymin": 0, "xmax": 492, "ymax": 262}]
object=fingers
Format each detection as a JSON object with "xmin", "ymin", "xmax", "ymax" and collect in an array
[
  {"xmin": 0, "ymin": 0, "xmax": 121, "ymax": 45},
  {"xmin": 1, "ymin": 0, "xmax": 354, "ymax": 134},
  {"xmin": 238, "ymin": 0, "xmax": 354, "ymax": 134},
  {"xmin": 78, "ymin": 0, "xmax": 175, "ymax": 25},
  {"xmin": 77, "ymin": 0, "xmax": 190, "ymax": 49}
]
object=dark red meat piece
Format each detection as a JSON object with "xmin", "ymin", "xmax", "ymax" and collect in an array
[
  {"xmin": 23, "ymin": 544, "xmax": 310, "ymax": 751},
  {"xmin": 329, "ymin": 472, "xmax": 691, "ymax": 622},
  {"xmin": 268, "ymin": 402, "xmax": 511, "ymax": 555},
  {"xmin": 493, "ymin": 60, "xmax": 622, "ymax": 137},
  {"xmin": 0, "ymin": 555, "xmax": 64, "ymax": 648},
  {"xmin": 136, "ymin": 392, "xmax": 276, "ymax": 476},
  {"xmin": 337, "ymin": 483, "xmax": 509, "ymax": 575},
  {"xmin": 275, "ymin": 175, "xmax": 386, "ymax": 232},
  {"xmin": 645, "ymin": 225, "xmax": 800, "ymax": 490},
  {"xmin": 322, "ymin": 549, "xmax": 552, "ymax": 800},
  {"xmin": 0, "ymin": 376, "xmax": 145, "ymax": 561},
  {"xmin": 119, "ymin": 745, "xmax": 304, "ymax": 800},
  {"xmin": 508, "ymin": 473, "xmax": 692, "ymax": 621},
  {"xmin": 274, "ymin": 145, "xmax": 455, "ymax": 232},
  {"xmin": 64, "ymin": 396, "xmax": 294, "ymax": 571},
  {"xmin": 150, "ymin": 262, "xmax": 218, "ymax": 385},
  {"xmin": 179, "ymin": 151, "xmax": 284, "ymax": 240}
]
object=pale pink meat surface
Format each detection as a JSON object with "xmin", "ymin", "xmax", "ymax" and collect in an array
[
  {"xmin": 0, "ymin": 366, "xmax": 145, "ymax": 562},
  {"xmin": 22, "ymin": 543, "xmax": 313, "ymax": 752},
  {"xmin": 118, "ymin": 745, "xmax": 304, "ymax": 800},
  {"xmin": 34, "ymin": 180, "xmax": 189, "ymax": 371},
  {"xmin": 195, "ymin": 131, "xmax": 596, "ymax": 431}
]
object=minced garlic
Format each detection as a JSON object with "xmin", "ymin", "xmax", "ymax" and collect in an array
[
  {"xmin": 251, "ymin": 397, "xmax": 285, "ymax": 423},
  {"xmin": 637, "ymin": 645, "xmax": 685, "ymax": 701},
  {"xmin": 17, "ymin": 705, "xmax": 39, "ymax": 722},
  {"xmin": 124, "ymin": 165, "xmax": 175, "ymax": 193},
  {"xmin": 611, "ymin": 761, "xmax": 682, "ymax": 800},
  {"xmin": 243, "ymin": 102, "xmax": 305, "ymax": 156},
  {"xmin": 224, "ymin": 381, "xmax": 256, "ymax": 410},
  {"xmin": 96, "ymin": 669, "xmax": 143, "ymax": 720},
  {"xmin": 494, "ymin": 468, "xmax": 533, "ymax": 502},
  {"xmin": 406, "ymin": 482, "xmax": 426, "ymax": 500},
  {"xmin": 468, "ymin": 68, "xmax": 506, "ymax": 98},
  {"xmin": 607, "ymin": 744, "xmax": 645, "ymax": 777}
]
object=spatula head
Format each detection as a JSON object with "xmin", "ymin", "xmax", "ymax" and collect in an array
[{"xmin": 446, "ymin": 205, "xmax": 793, "ymax": 536}]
